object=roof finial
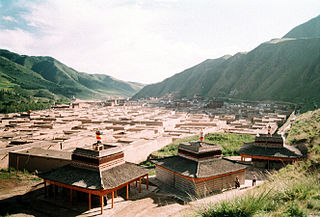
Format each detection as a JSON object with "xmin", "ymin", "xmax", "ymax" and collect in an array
[
  {"xmin": 94, "ymin": 131, "xmax": 103, "ymax": 151},
  {"xmin": 199, "ymin": 128, "xmax": 204, "ymax": 142},
  {"xmin": 267, "ymin": 125, "xmax": 271, "ymax": 137},
  {"xmin": 96, "ymin": 130, "xmax": 102, "ymax": 143}
]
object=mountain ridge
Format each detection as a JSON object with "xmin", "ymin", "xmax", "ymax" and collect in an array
[
  {"xmin": 132, "ymin": 15, "xmax": 320, "ymax": 110},
  {"xmin": 0, "ymin": 49, "xmax": 144, "ymax": 101},
  {"xmin": 283, "ymin": 15, "xmax": 320, "ymax": 39}
]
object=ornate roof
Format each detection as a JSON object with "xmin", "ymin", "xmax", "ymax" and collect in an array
[
  {"xmin": 179, "ymin": 141, "xmax": 222, "ymax": 153},
  {"xmin": 39, "ymin": 144, "xmax": 148, "ymax": 190},
  {"xmin": 178, "ymin": 141, "xmax": 222, "ymax": 162},
  {"xmin": 238, "ymin": 134, "xmax": 307, "ymax": 159},
  {"xmin": 39, "ymin": 162, "xmax": 148, "ymax": 190},
  {"xmin": 238, "ymin": 142, "xmax": 305, "ymax": 159},
  {"xmin": 153, "ymin": 156, "xmax": 246, "ymax": 178}
]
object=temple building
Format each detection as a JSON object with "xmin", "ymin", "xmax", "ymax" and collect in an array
[
  {"xmin": 153, "ymin": 138, "xmax": 246, "ymax": 197},
  {"xmin": 238, "ymin": 134, "xmax": 307, "ymax": 169},
  {"xmin": 39, "ymin": 142, "xmax": 149, "ymax": 214}
]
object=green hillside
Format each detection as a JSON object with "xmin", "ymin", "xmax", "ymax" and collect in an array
[
  {"xmin": 283, "ymin": 15, "xmax": 320, "ymax": 39},
  {"xmin": 133, "ymin": 15, "xmax": 320, "ymax": 110},
  {"xmin": 0, "ymin": 49, "xmax": 144, "ymax": 104},
  {"xmin": 287, "ymin": 109, "xmax": 320, "ymax": 154},
  {"xmin": 192, "ymin": 108, "xmax": 320, "ymax": 217}
]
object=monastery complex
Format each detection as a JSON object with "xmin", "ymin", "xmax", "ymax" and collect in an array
[
  {"xmin": 0, "ymin": 100, "xmax": 290, "ymax": 170},
  {"xmin": 0, "ymin": 99, "xmax": 305, "ymax": 215}
]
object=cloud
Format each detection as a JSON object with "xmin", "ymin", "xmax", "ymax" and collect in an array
[
  {"xmin": 1, "ymin": 0, "xmax": 213, "ymax": 83},
  {"xmin": 0, "ymin": 28, "xmax": 34, "ymax": 53},
  {"xmin": 2, "ymin": 16, "xmax": 17, "ymax": 22},
  {"xmin": 0, "ymin": 0, "xmax": 319, "ymax": 83}
]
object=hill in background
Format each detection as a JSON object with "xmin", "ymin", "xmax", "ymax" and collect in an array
[
  {"xmin": 133, "ymin": 15, "xmax": 320, "ymax": 111},
  {"xmin": 283, "ymin": 15, "xmax": 320, "ymax": 39},
  {"xmin": 0, "ymin": 49, "xmax": 144, "ymax": 102}
]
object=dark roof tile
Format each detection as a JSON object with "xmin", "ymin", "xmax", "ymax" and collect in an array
[
  {"xmin": 153, "ymin": 156, "xmax": 246, "ymax": 178},
  {"xmin": 238, "ymin": 143, "xmax": 304, "ymax": 158},
  {"xmin": 39, "ymin": 165, "xmax": 101, "ymax": 190},
  {"xmin": 101, "ymin": 162, "xmax": 149, "ymax": 189},
  {"xmin": 40, "ymin": 162, "xmax": 149, "ymax": 190}
]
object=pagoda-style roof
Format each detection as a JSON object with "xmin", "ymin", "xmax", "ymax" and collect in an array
[
  {"xmin": 238, "ymin": 143, "xmax": 305, "ymax": 159},
  {"xmin": 254, "ymin": 135, "xmax": 284, "ymax": 148},
  {"xmin": 72, "ymin": 145, "xmax": 123, "ymax": 158},
  {"xmin": 179, "ymin": 141, "xmax": 222, "ymax": 153},
  {"xmin": 178, "ymin": 141, "xmax": 222, "ymax": 162},
  {"xmin": 39, "ymin": 162, "xmax": 148, "ymax": 190},
  {"xmin": 238, "ymin": 134, "xmax": 307, "ymax": 160},
  {"xmin": 39, "ymin": 144, "xmax": 149, "ymax": 191},
  {"xmin": 153, "ymin": 156, "xmax": 246, "ymax": 179}
]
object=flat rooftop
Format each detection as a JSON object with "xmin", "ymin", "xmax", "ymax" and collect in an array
[{"xmin": 11, "ymin": 147, "xmax": 72, "ymax": 160}]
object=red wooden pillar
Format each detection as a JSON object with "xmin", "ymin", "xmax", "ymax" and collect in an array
[
  {"xmin": 88, "ymin": 192, "xmax": 91, "ymax": 210},
  {"xmin": 100, "ymin": 195, "xmax": 104, "ymax": 214},
  {"xmin": 146, "ymin": 174, "xmax": 149, "ymax": 190},
  {"xmin": 126, "ymin": 184, "xmax": 129, "ymax": 200},
  {"xmin": 139, "ymin": 177, "xmax": 141, "ymax": 193},
  {"xmin": 112, "ymin": 191, "xmax": 114, "ymax": 208},
  {"xmin": 115, "ymin": 190, "xmax": 117, "ymax": 198}
]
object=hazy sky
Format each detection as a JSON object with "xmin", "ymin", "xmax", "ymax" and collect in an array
[{"xmin": 0, "ymin": 0, "xmax": 319, "ymax": 84}]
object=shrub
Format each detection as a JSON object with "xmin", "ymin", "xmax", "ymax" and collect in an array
[
  {"xmin": 283, "ymin": 201, "xmax": 307, "ymax": 217},
  {"xmin": 199, "ymin": 191, "xmax": 272, "ymax": 217}
]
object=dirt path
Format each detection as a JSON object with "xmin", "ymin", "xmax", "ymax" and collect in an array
[
  {"xmin": 111, "ymin": 180, "xmax": 262, "ymax": 217},
  {"xmin": 0, "ymin": 176, "xmax": 262, "ymax": 217},
  {"xmin": 79, "ymin": 180, "xmax": 262, "ymax": 217}
]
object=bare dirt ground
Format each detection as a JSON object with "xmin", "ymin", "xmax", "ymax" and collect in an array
[
  {"xmin": 0, "ymin": 175, "xmax": 264, "ymax": 217},
  {"xmin": 0, "ymin": 156, "xmax": 266, "ymax": 217}
]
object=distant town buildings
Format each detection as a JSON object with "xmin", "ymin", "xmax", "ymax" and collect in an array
[
  {"xmin": 0, "ymin": 98, "xmax": 305, "ymax": 214},
  {"xmin": 206, "ymin": 100, "xmax": 224, "ymax": 109},
  {"xmin": 0, "ymin": 99, "xmax": 292, "ymax": 170}
]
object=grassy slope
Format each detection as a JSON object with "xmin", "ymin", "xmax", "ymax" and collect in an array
[
  {"xmin": 286, "ymin": 109, "xmax": 320, "ymax": 154},
  {"xmin": 0, "ymin": 168, "xmax": 41, "ymax": 182},
  {"xmin": 193, "ymin": 109, "xmax": 320, "ymax": 217},
  {"xmin": 133, "ymin": 15, "xmax": 320, "ymax": 110},
  {"xmin": 283, "ymin": 15, "xmax": 320, "ymax": 39},
  {"xmin": 0, "ymin": 49, "xmax": 144, "ymax": 100},
  {"xmin": 132, "ymin": 57, "xmax": 230, "ymax": 99},
  {"xmin": 134, "ymin": 38, "xmax": 320, "ymax": 110},
  {"xmin": 140, "ymin": 133, "xmax": 254, "ymax": 173},
  {"xmin": 151, "ymin": 133, "xmax": 254, "ymax": 159}
]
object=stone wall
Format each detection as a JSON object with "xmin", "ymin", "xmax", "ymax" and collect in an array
[{"xmin": 9, "ymin": 152, "xmax": 71, "ymax": 172}]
